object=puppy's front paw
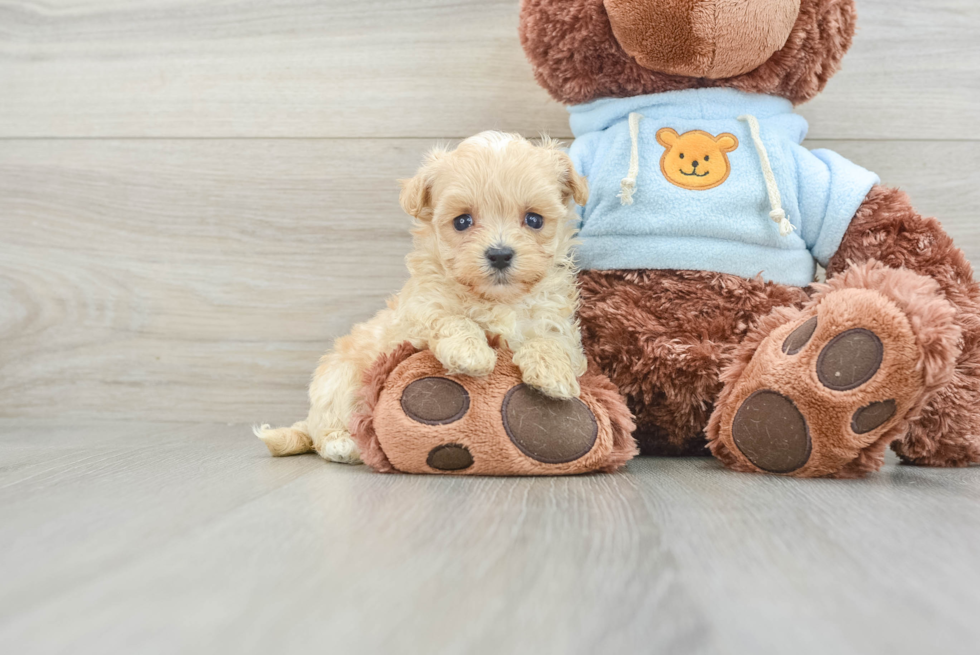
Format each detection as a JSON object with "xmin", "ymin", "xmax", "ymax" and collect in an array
[
  {"xmin": 434, "ymin": 336, "xmax": 497, "ymax": 377},
  {"xmin": 514, "ymin": 342, "xmax": 581, "ymax": 400}
]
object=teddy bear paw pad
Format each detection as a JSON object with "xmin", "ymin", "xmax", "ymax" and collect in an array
[
  {"xmin": 426, "ymin": 443, "xmax": 474, "ymax": 471},
  {"xmin": 502, "ymin": 384, "xmax": 598, "ymax": 464},
  {"xmin": 815, "ymin": 328, "xmax": 883, "ymax": 391},
  {"xmin": 401, "ymin": 377, "xmax": 470, "ymax": 425},
  {"xmin": 732, "ymin": 390, "xmax": 811, "ymax": 474}
]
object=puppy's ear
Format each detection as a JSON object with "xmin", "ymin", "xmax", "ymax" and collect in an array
[
  {"xmin": 556, "ymin": 150, "xmax": 589, "ymax": 207},
  {"xmin": 399, "ymin": 146, "xmax": 448, "ymax": 221},
  {"xmin": 398, "ymin": 172, "xmax": 431, "ymax": 221}
]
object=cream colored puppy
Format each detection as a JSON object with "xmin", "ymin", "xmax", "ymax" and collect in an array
[{"xmin": 256, "ymin": 132, "xmax": 590, "ymax": 463}]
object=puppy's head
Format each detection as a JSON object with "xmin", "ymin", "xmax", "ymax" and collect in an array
[{"xmin": 399, "ymin": 132, "xmax": 588, "ymax": 302}]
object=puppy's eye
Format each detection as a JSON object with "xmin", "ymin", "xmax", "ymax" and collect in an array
[
  {"xmin": 704, "ymin": 155, "xmax": 710, "ymax": 162},
  {"xmin": 679, "ymin": 153, "xmax": 685, "ymax": 160},
  {"xmin": 453, "ymin": 214, "xmax": 473, "ymax": 231},
  {"xmin": 524, "ymin": 212, "xmax": 544, "ymax": 230}
]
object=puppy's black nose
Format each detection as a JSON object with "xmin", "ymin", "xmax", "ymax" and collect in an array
[
  {"xmin": 691, "ymin": 160, "xmax": 699, "ymax": 169},
  {"xmin": 486, "ymin": 247, "xmax": 515, "ymax": 271}
]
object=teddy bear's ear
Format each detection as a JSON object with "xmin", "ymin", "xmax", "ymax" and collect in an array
[
  {"xmin": 716, "ymin": 134, "xmax": 739, "ymax": 153},
  {"xmin": 657, "ymin": 128, "xmax": 679, "ymax": 148},
  {"xmin": 399, "ymin": 146, "xmax": 448, "ymax": 221}
]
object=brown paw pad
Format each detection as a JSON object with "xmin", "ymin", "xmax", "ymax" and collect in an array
[
  {"xmin": 781, "ymin": 316, "xmax": 818, "ymax": 355},
  {"xmin": 401, "ymin": 377, "xmax": 470, "ymax": 425},
  {"xmin": 501, "ymin": 384, "xmax": 598, "ymax": 464},
  {"xmin": 816, "ymin": 328, "xmax": 883, "ymax": 391},
  {"xmin": 732, "ymin": 390, "xmax": 812, "ymax": 474},
  {"xmin": 851, "ymin": 399, "xmax": 897, "ymax": 435},
  {"xmin": 426, "ymin": 444, "xmax": 474, "ymax": 471}
]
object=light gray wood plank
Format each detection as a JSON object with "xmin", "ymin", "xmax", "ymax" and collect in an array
[
  {"xmin": 798, "ymin": 0, "xmax": 980, "ymax": 140},
  {"xmin": 0, "ymin": 0, "xmax": 977, "ymax": 139},
  {"xmin": 0, "ymin": 421, "xmax": 324, "ymax": 621},
  {"xmin": 0, "ymin": 0, "xmax": 563, "ymax": 139},
  {"xmin": 0, "ymin": 138, "xmax": 422, "ymax": 423},
  {"xmin": 2, "ymin": 138, "xmax": 979, "ymax": 423},
  {"xmin": 0, "ymin": 421, "xmax": 977, "ymax": 654}
]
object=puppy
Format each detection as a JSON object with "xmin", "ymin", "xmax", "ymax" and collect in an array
[{"xmin": 256, "ymin": 132, "xmax": 590, "ymax": 463}]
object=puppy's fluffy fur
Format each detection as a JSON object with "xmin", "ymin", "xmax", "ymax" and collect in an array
[{"xmin": 256, "ymin": 132, "xmax": 590, "ymax": 463}]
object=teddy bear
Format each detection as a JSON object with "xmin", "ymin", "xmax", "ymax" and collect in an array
[{"xmin": 519, "ymin": 0, "xmax": 980, "ymax": 477}]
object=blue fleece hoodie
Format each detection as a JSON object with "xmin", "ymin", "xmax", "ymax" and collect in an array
[{"xmin": 568, "ymin": 88, "xmax": 879, "ymax": 287}]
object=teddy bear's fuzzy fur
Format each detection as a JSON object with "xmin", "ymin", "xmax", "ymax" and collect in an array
[
  {"xmin": 577, "ymin": 268, "xmax": 810, "ymax": 455},
  {"xmin": 521, "ymin": 0, "xmax": 980, "ymax": 475},
  {"xmin": 576, "ymin": 186, "xmax": 980, "ymax": 471}
]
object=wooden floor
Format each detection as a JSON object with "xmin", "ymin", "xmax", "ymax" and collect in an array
[
  {"xmin": 3, "ymin": 0, "xmax": 980, "ymax": 652},
  {"xmin": 0, "ymin": 422, "xmax": 978, "ymax": 654}
]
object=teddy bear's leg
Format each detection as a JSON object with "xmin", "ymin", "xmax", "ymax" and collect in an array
[
  {"xmin": 828, "ymin": 186, "xmax": 980, "ymax": 469},
  {"xmin": 577, "ymin": 269, "xmax": 810, "ymax": 455},
  {"xmin": 351, "ymin": 342, "xmax": 638, "ymax": 475},
  {"xmin": 707, "ymin": 186, "xmax": 977, "ymax": 478},
  {"xmin": 708, "ymin": 261, "xmax": 961, "ymax": 478}
]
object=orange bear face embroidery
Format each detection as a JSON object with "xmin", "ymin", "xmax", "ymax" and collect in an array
[{"xmin": 656, "ymin": 128, "xmax": 739, "ymax": 191}]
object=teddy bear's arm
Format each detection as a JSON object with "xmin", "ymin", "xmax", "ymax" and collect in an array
[
  {"xmin": 827, "ymin": 185, "xmax": 980, "ymax": 468},
  {"xmin": 789, "ymin": 144, "xmax": 879, "ymax": 264},
  {"xmin": 828, "ymin": 186, "xmax": 976, "ymax": 300}
]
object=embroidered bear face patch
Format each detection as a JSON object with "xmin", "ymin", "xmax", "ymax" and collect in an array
[{"xmin": 656, "ymin": 128, "xmax": 739, "ymax": 191}]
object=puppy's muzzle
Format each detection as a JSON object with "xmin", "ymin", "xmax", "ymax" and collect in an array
[{"xmin": 486, "ymin": 246, "xmax": 515, "ymax": 271}]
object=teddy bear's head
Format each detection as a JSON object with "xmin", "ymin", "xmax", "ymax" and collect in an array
[{"xmin": 519, "ymin": 0, "xmax": 857, "ymax": 105}]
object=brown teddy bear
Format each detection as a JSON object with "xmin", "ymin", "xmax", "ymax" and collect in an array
[{"xmin": 519, "ymin": 0, "xmax": 980, "ymax": 477}]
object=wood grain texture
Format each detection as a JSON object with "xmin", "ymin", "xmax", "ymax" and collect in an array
[
  {"xmin": 0, "ymin": 0, "xmax": 977, "ymax": 139},
  {"xmin": 3, "ymin": 138, "xmax": 979, "ymax": 423},
  {"xmin": 0, "ymin": 421, "xmax": 977, "ymax": 654}
]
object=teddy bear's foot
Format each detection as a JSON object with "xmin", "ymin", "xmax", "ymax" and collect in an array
[
  {"xmin": 349, "ymin": 342, "xmax": 638, "ymax": 475},
  {"xmin": 707, "ymin": 262, "xmax": 961, "ymax": 478}
]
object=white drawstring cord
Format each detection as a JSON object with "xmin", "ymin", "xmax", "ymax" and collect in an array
[
  {"xmin": 619, "ymin": 112, "xmax": 643, "ymax": 205},
  {"xmin": 738, "ymin": 114, "xmax": 794, "ymax": 237}
]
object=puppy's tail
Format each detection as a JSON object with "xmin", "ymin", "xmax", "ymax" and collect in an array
[{"xmin": 253, "ymin": 421, "xmax": 314, "ymax": 457}]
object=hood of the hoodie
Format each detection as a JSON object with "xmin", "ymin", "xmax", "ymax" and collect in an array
[{"xmin": 568, "ymin": 88, "xmax": 805, "ymax": 141}]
